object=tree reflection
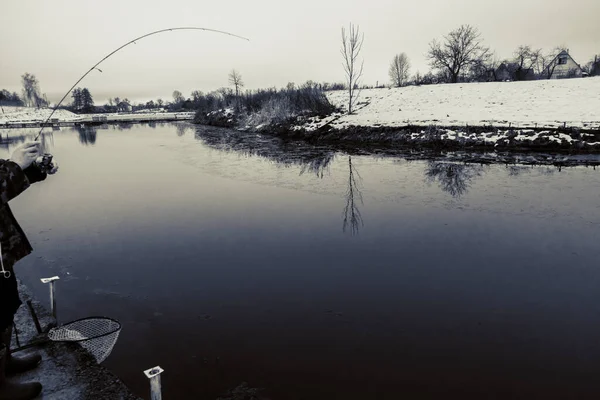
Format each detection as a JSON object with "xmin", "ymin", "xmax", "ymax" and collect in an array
[
  {"xmin": 506, "ymin": 165, "xmax": 532, "ymax": 177},
  {"xmin": 425, "ymin": 162, "xmax": 485, "ymax": 197},
  {"xmin": 38, "ymin": 131, "xmax": 55, "ymax": 154},
  {"xmin": 76, "ymin": 125, "xmax": 97, "ymax": 146},
  {"xmin": 299, "ymin": 152, "xmax": 334, "ymax": 178},
  {"xmin": 194, "ymin": 126, "xmax": 335, "ymax": 178},
  {"xmin": 343, "ymin": 156, "xmax": 364, "ymax": 235},
  {"xmin": 176, "ymin": 124, "xmax": 191, "ymax": 137}
]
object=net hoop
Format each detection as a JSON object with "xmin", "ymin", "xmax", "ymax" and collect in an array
[{"xmin": 48, "ymin": 316, "xmax": 121, "ymax": 343}]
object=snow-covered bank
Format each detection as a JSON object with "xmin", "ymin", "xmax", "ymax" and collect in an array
[
  {"xmin": 310, "ymin": 77, "xmax": 600, "ymax": 131},
  {"xmin": 280, "ymin": 125, "xmax": 600, "ymax": 152},
  {"xmin": 0, "ymin": 106, "xmax": 194, "ymax": 126},
  {"xmin": 0, "ymin": 106, "xmax": 81, "ymax": 124}
]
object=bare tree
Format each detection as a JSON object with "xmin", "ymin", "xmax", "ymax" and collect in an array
[
  {"xmin": 585, "ymin": 55, "xmax": 600, "ymax": 76},
  {"xmin": 427, "ymin": 25, "xmax": 490, "ymax": 83},
  {"xmin": 341, "ymin": 23, "xmax": 364, "ymax": 114},
  {"xmin": 513, "ymin": 45, "xmax": 541, "ymax": 80},
  {"xmin": 389, "ymin": 53, "xmax": 410, "ymax": 87},
  {"xmin": 228, "ymin": 69, "xmax": 244, "ymax": 111},
  {"xmin": 468, "ymin": 52, "xmax": 500, "ymax": 82},
  {"xmin": 228, "ymin": 70, "xmax": 244, "ymax": 97},
  {"xmin": 412, "ymin": 71, "xmax": 423, "ymax": 85},
  {"xmin": 21, "ymin": 73, "xmax": 42, "ymax": 107},
  {"xmin": 172, "ymin": 90, "xmax": 184, "ymax": 105}
]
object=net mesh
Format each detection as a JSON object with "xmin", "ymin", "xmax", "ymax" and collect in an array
[{"xmin": 47, "ymin": 317, "xmax": 121, "ymax": 363}]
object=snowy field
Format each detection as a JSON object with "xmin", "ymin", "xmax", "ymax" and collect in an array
[
  {"xmin": 312, "ymin": 77, "xmax": 600, "ymax": 131},
  {"xmin": 0, "ymin": 106, "xmax": 81, "ymax": 124},
  {"xmin": 0, "ymin": 106, "xmax": 194, "ymax": 125}
]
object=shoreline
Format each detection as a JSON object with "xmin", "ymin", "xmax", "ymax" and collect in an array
[
  {"xmin": 192, "ymin": 108, "xmax": 600, "ymax": 156},
  {"xmin": 12, "ymin": 280, "xmax": 142, "ymax": 399},
  {"xmin": 0, "ymin": 109, "xmax": 195, "ymax": 129}
]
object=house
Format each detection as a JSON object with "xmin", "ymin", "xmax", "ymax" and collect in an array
[
  {"xmin": 494, "ymin": 63, "xmax": 512, "ymax": 81},
  {"xmin": 544, "ymin": 50, "xmax": 583, "ymax": 79},
  {"xmin": 116, "ymin": 101, "xmax": 132, "ymax": 113},
  {"xmin": 492, "ymin": 62, "xmax": 534, "ymax": 81}
]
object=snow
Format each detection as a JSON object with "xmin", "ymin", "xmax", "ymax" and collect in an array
[
  {"xmin": 320, "ymin": 77, "xmax": 600, "ymax": 131},
  {"xmin": 0, "ymin": 106, "xmax": 81, "ymax": 124},
  {"xmin": 0, "ymin": 106, "xmax": 194, "ymax": 125}
]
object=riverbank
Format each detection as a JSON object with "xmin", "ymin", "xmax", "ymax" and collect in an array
[
  {"xmin": 195, "ymin": 77, "xmax": 600, "ymax": 153},
  {"xmin": 11, "ymin": 280, "xmax": 141, "ymax": 400},
  {"xmin": 0, "ymin": 106, "xmax": 194, "ymax": 128}
]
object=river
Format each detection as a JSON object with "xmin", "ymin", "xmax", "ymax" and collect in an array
[{"xmin": 2, "ymin": 122, "xmax": 600, "ymax": 399}]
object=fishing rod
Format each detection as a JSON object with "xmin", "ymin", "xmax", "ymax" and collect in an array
[{"xmin": 34, "ymin": 27, "xmax": 249, "ymax": 141}]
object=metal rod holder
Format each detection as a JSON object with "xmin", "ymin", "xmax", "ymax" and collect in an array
[
  {"xmin": 26, "ymin": 300, "xmax": 43, "ymax": 334},
  {"xmin": 40, "ymin": 276, "xmax": 60, "ymax": 324},
  {"xmin": 144, "ymin": 366, "xmax": 164, "ymax": 400}
]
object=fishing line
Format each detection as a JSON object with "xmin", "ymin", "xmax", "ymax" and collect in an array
[{"xmin": 34, "ymin": 27, "xmax": 250, "ymax": 141}]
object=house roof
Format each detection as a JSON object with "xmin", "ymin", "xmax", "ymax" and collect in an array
[{"xmin": 547, "ymin": 50, "xmax": 583, "ymax": 71}]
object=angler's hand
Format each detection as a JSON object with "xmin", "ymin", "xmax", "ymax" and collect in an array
[{"xmin": 9, "ymin": 141, "xmax": 41, "ymax": 170}]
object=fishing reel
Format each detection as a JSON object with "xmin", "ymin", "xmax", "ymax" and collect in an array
[{"xmin": 34, "ymin": 153, "xmax": 56, "ymax": 174}]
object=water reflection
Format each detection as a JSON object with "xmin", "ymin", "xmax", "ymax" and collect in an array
[
  {"xmin": 0, "ymin": 133, "xmax": 27, "ymax": 150},
  {"xmin": 76, "ymin": 126, "xmax": 97, "ymax": 146},
  {"xmin": 176, "ymin": 124, "xmax": 192, "ymax": 137},
  {"xmin": 115, "ymin": 122, "xmax": 133, "ymax": 130},
  {"xmin": 343, "ymin": 156, "xmax": 364, "ymax": 235},
  {"xmin": 194, "ymin": 126, "xmax": 336, "ymax": 178},
  {"xmin": 425, "ymin": 162, "xmax": 486, "ymax": 198}
]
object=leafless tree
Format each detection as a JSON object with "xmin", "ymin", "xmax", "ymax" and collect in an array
[
  {"xmin": 469, "ymin": 52, "xmax": 500, "ymax": 82},
  {"xmin": 228, "ymin": 69, "xmax": 244, "ymax": 111},
  {"xmin": 412, "ymin": 71, "xmax": 423, "ymax": 85},
  {"xmin": 513, "ymin": 45, "xmax": 541, "ymax": 80},
  {"xmin": 589, "ymin": 54, "xmax": 600, "ymax": 76},
  {"xmin": 341, "ymin": 23, "xmax": 364, "ymax": 114},
  {"xmin": 191, "ymin": 90, "xmax": 203, "ymax": 102},
  {"xmin": 228, "ymin": 70, "xmax": 244, "ymax": 97},
  {"xmin": 389, "ymin": 53, "xmax": 410, "ymax": 87},
  {"xmin": 172, "ymin": 90, "xmax": 184, "ymax": 104},
  {"xmin": 343, "ymin": 156, "xmax": 364, "ymax": 235},
  {"xmin": 427, "ymin": 25, "xmax": 490, "ymax": 83},
  {"xmin": 21, "ymin": 73, "xmax": 43, "ymax": 108}
]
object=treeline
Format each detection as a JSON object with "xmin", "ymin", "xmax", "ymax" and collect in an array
[
  {"xmin": 1, "ymin": 73, "xmax": 49, "ymax": 107},
  {"xmin": 192, "ymin": 79, "xmax": 336, "ymax": 126},
  {"xmin": 0, "ymin": 89, "xmax": 24, "ymax": 106},
  {"xmin": 384, "ymin": 24, "xmax": 600, "ymax": 88}
]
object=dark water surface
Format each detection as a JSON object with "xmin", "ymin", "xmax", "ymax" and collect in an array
[{"xmin": 2, "ymin": 123, "xmax": 600, "ymax": 399}]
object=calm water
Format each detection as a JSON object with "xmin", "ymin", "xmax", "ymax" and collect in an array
[{"xmin": 2, "ymin": 123, "xmax": 600, "ymax": 399}]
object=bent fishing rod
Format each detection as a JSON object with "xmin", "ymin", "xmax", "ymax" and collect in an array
[{"xmin": 34, "ymin": 27, "xmax": 249, "ymax": 141}]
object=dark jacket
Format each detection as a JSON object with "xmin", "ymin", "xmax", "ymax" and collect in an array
[{"xmin": 0, "ymin": 159, "xmax": 47, "ymax": 272}]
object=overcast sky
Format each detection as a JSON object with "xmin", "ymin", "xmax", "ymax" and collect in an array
[{"xmin": 1, "ymin": 0, "xmax": 598, "ymax": 105}]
